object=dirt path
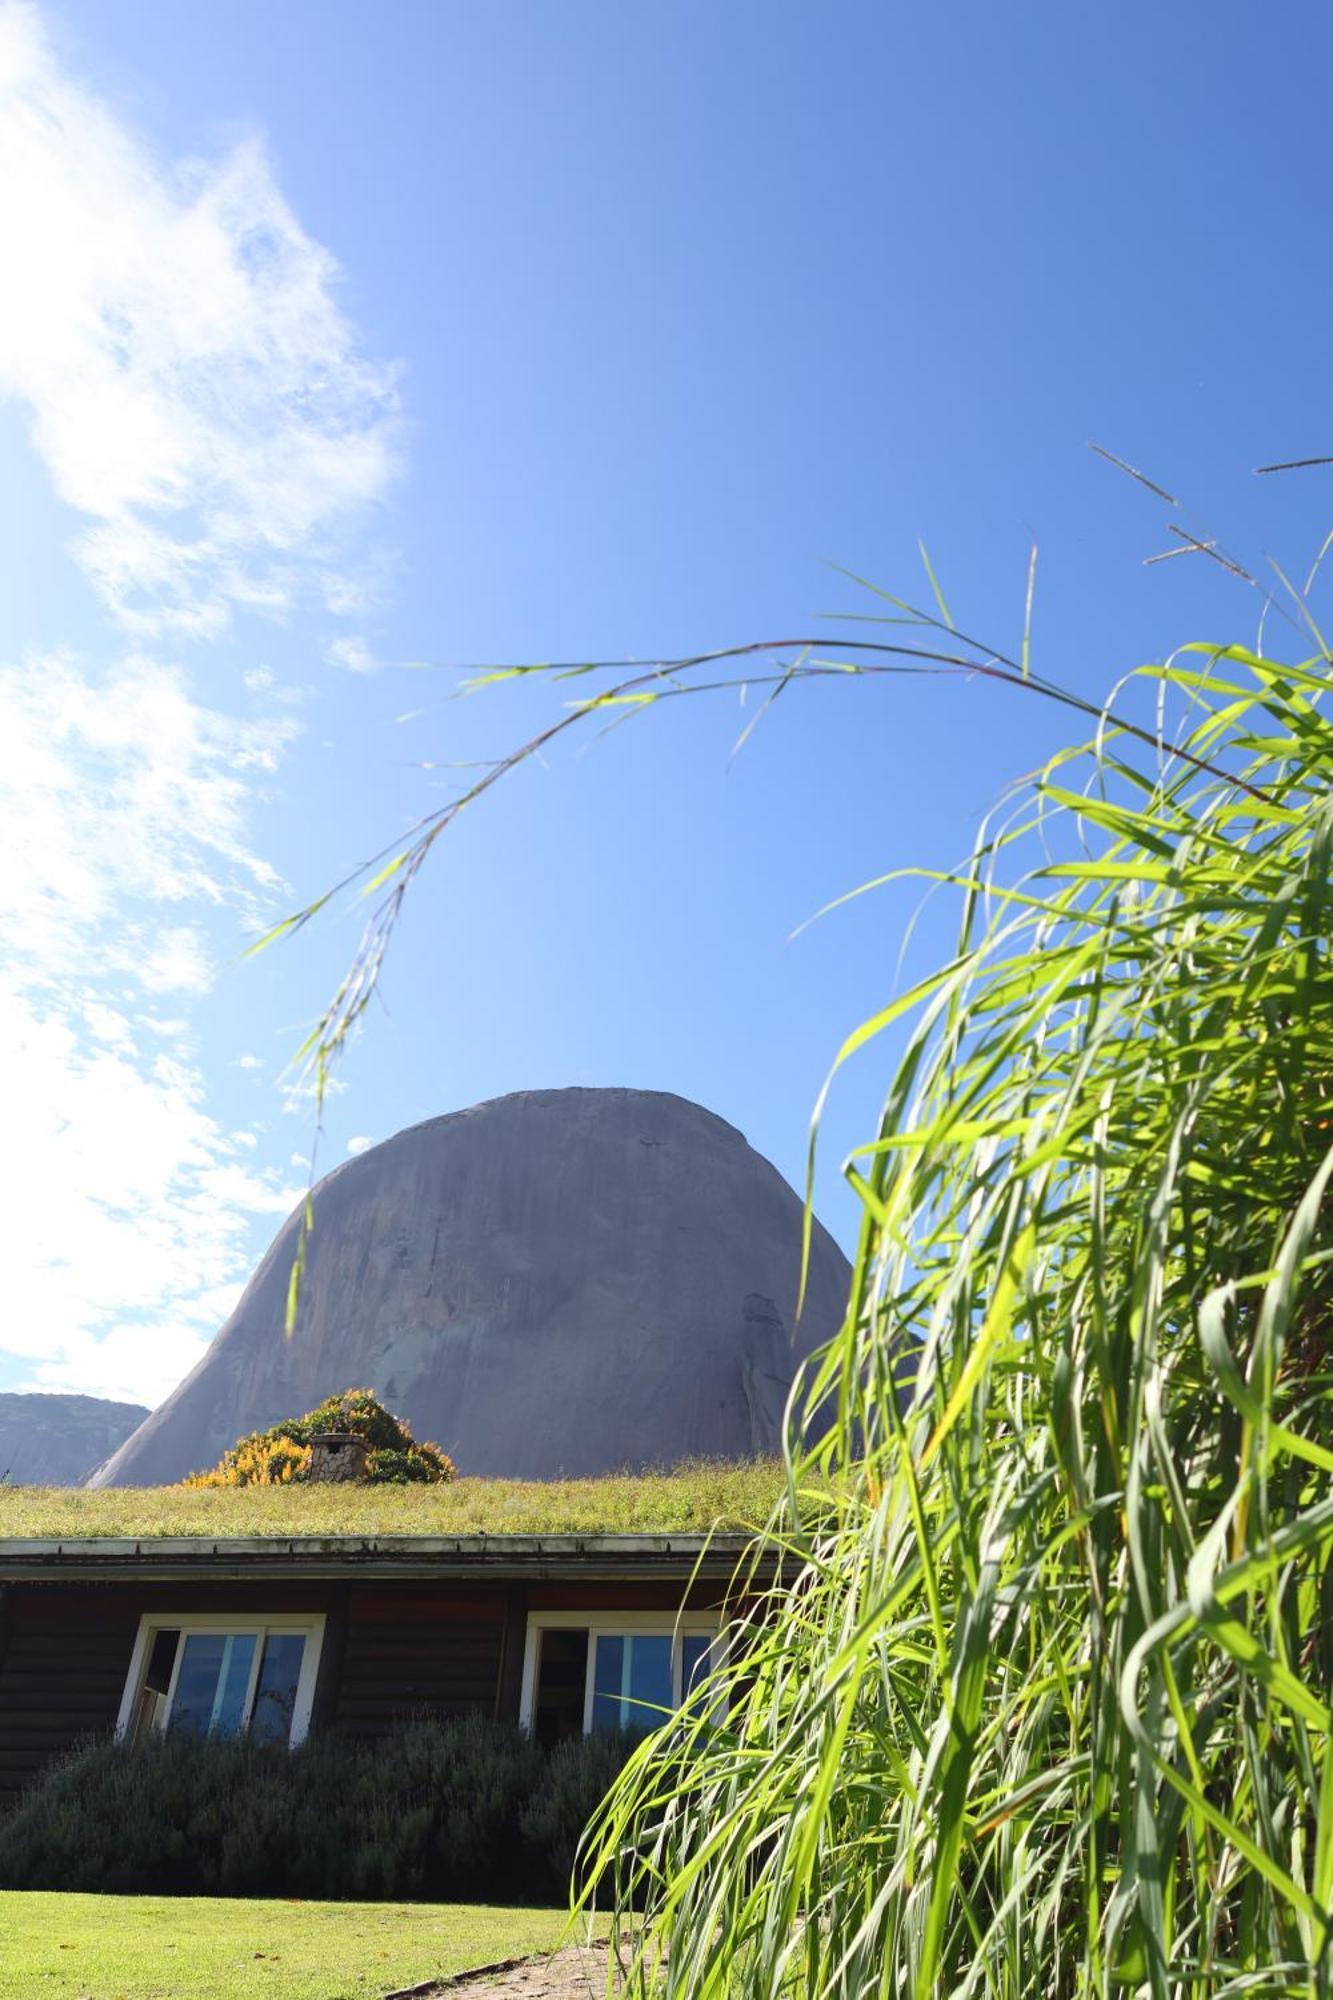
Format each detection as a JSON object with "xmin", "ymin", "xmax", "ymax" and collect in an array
[
  {"xmin": 459, "ymin": 1944, "xmax": 622, "ymax": 1993},
  {"xmin": 387, "ymin": 1941, "xmax": 627, "ymax": 1998}
]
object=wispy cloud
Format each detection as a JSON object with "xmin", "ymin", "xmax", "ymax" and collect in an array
[
  {"xmin": 280, "ymin": 1071, "xmax": 348, "ymax": 1118},
  {"xmin": 0, "ymin": 2, "xmax": 398, "ymax": 637},
  {"xmin": 0, "ymin": 984, "xmax": 302, "ymax": 1405},
  {"xmin": 0, "ymin": 653, "xmax": 293, "ymax": 980},
  {"xmin": 325, "ymin": 634, "xmax": 381, "ymax": 675},
  {"xmin": 0, "ymin": 649, "xmax": 304, "ymax": 1402},
  {"xmin": 0, "ymin": 3, "xmax": 403, "ymax": 1409}
]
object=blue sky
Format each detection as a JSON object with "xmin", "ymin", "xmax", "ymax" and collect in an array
[{"xmin": 3, "ymin": 0, "xmax": 1331, "ymax": 1405}]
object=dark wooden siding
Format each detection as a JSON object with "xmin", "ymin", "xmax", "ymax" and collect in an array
[
  {"xmin": 332, "ymin": 1588, "xmax": 506, "ymax": 1736},
  {"xmin": 0, "ymin": 1586, "xmax": 139, "ymax": 1809},
  {"xmin": 0, "ymin": 1578, "xmax": 370, "ymax": 1809},
  {"xmin": 0, "ymin": 1572, "xmax": 727, "ymax": 1804},
  {"xmin": 526, "ymin": 1580, "xmax": 728, "ymax": 1612}
]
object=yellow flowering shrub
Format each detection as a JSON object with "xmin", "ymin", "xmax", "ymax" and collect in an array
[{"xmin": 183, "ymin": 1388, "xmax": 455, "ymax": 1487}]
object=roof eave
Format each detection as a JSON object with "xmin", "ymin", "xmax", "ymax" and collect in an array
[{"xmin": 0, "ymin": 1531, "xmax": 766, "ymax": 1584}]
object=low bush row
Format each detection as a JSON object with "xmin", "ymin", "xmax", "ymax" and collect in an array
[{"xmin": 0, "ymin": 1716, "xmax": 637, "ymax": 1902}]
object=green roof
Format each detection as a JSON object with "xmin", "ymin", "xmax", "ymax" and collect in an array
[{"xmin": 0, "ymin": 1457, "xmax": 781, "ymax": 1543}]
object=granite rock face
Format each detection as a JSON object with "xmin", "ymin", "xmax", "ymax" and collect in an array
[
  {"xmin": 94, "ymin": 1088, "xmax": 852, "ymax": 1487},
  {"xmin": 0, "ymin": 1393, "xmax": 150, "ymax": 1487}
]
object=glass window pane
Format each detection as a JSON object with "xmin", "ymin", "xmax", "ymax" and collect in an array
[
  {"xmin": 169, "ymin": 1632, "xmax": 256, "ymax": 1738},
  {"xmin": 681, "ymin": 1634, "xmax": 711, "ymax": 1699},
  {"xmin": 627, "ymin": 1636, "xmax": 672, "ymax": 1727},
  {"xmin": 143, "ymin": 1628, "xmax": 180, "ymax": 1698},
  {"xmin": 131, "ymin": 1629, "xmax": 180, "ymax": 1744},
  {"xmin": 534, "ymin": 1628, "xmax": 589, "ymax": 1748},
  {"xmin": 591, "ymin": 1634, "xmax": 625, "ymax": 1732},
  {"xmin": 592, "ymin": 1634, "xmax": 673, "ymax": 1733},
  {"xmin": 250, "ymin": 1634, "xmax": 306, "ymax": 1743},
  {"xmin": 211, "ymin": 1633, "xmax": 256, "ymax": 1736},
  {"xmin": 169, "ymin": 1634, "xmax": 223, "ymax": 1736}
]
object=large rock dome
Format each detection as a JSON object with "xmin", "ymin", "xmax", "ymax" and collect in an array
[{"xmin": 94, "ymin": 1088, "xmax": 852, "ymax": 1486}]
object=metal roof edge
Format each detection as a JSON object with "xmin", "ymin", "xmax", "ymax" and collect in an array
[{"xmin": 0, "ymin": 1530, "xmax": 770, "ymax": 1582}]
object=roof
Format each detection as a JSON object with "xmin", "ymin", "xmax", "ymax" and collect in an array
[
  {"xmin": 0, "ymin": 1531, "xmax": 760, "ymax": 1583},
  {"xmin": 0, "ymin": 1459, "xmax": 781, "ymax": 1566}
]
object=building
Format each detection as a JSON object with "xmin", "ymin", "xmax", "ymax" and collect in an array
[{"xmin": 0, "ymin": 1478, "xmax": 769, "ymax": 1810}]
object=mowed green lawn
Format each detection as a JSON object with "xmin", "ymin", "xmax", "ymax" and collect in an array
[{"xmin": 0, "ymin": 1893, "xmax": 571, "ymax": 1999}]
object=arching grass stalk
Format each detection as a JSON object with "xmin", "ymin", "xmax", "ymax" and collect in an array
[{"xmin": 570, "ymin": 642, "xmax": 1333, "ymax": 1997}]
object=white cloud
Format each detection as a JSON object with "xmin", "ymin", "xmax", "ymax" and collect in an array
[
  {"xmin": 321, "ymin": 558, "xmax": 392, "ymax": 619},
  {"xmin": 325, "ymin": 633, "xmax": 380, "ymax": 675},
  {"xmin": 0, "ymin": 5, "xmax": 404, "ymax": 1409},
  {"xmin": 0, "ymin": 983, "xmax": 302, "ymax": 1405},
  {"xmin": 138, "ymin": 926, "xmax": 215, "ymax": 996},
  {"xmin": 0, "ymin": 1, "xmax": 398, "ymax": 636},
  {"xmin": 280, "ymin": 1070, "xmax": 348, "ymax": 1117},
  {"xmin": 0, "ymin": 651, "xmax": 294, "ymax": 979},
  {"xmin": 0, "ymin": 649, "xmax": 305, "ymax": 1404},
  {"xmin": 346, "ymin": 1134, "xmax": 375, "ymax": 1156},
  {"xmin": 141, "ymin": 1014, "xmax": 190, "ymax": 1040}
]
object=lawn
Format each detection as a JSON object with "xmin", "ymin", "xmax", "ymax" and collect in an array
[
  {"xmin": 0, "ymin": 1892, "xmax": 572, "ymax": 1999},
  {"xmin": 0, "ymin": 1458, "xmax": 780, "ymax": 1542}
]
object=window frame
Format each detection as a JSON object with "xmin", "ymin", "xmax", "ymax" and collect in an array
[
  {"xmin": 116, "ymin": 1611, "xmax": 327, "ymax": 1748},
  {"xmin": 518, "ymin": 1608, "xmax": 721, "ymax": 1737}
]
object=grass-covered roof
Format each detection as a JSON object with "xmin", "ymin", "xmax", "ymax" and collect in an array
[{"xmin": 0, "ymin": 1457, "xmax": 780, "ymax": 1542}]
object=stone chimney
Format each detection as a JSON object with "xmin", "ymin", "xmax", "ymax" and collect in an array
[{"xmin": 308, "ymin": 1430, "xmax": 370, "ymax": 1484}]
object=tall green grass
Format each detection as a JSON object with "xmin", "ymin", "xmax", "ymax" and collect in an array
[
  {"xmin": 272, "ymin": 587, "xmax": 1333, "ymax": 1992},
  {"xmin": 570, "ymin": 640, "xmax": 1333, "ymax": 1997}
]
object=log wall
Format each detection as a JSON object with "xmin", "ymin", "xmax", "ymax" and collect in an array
[{"xmin": 0, "ymin": 1572, "xmax": 726, "ymax": 1809}]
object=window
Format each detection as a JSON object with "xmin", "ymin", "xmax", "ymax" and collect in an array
[
  {"xmin": 116, "ymin": 1614, "xmax": 325, "ymax": 1749},
  {"xmin": 519, "ymin": 1611, "xmax": 719, "ymax": 1746}
]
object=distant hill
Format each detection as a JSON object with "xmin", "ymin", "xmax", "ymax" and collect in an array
[
  {"xmin": 94, "ymin": 1087, "xmax": 853, "ymax": 1486},
  {"xmin": 0, "ymin": 1394, "xmax": 150, "ymax": 1488}
]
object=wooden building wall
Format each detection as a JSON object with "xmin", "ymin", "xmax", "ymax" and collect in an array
[
  {"xmin": 0, "ymin": 1571, "xmax": 724, "ymax": 1811},
  {"xmin": 332, "ymin": 1587, "xmax": 506, "ymax": 1736},
  {"xmin": 0, "ymin": 1584, "xmax": 140, "ymax": 1809}
]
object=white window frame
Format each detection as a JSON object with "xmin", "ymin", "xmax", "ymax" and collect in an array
[
  {"xmin": 116, "ymin": 1611, "xmax": 326, "ymax": 1748},
  {"xmin": 518, "ymin": 1608, "xmax": 720, "ymax": 1736}
]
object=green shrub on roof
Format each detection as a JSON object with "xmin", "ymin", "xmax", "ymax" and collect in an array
[{"xmin": 184, "ymin": 1388, "xmax": 456, "ymax": 1487}]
